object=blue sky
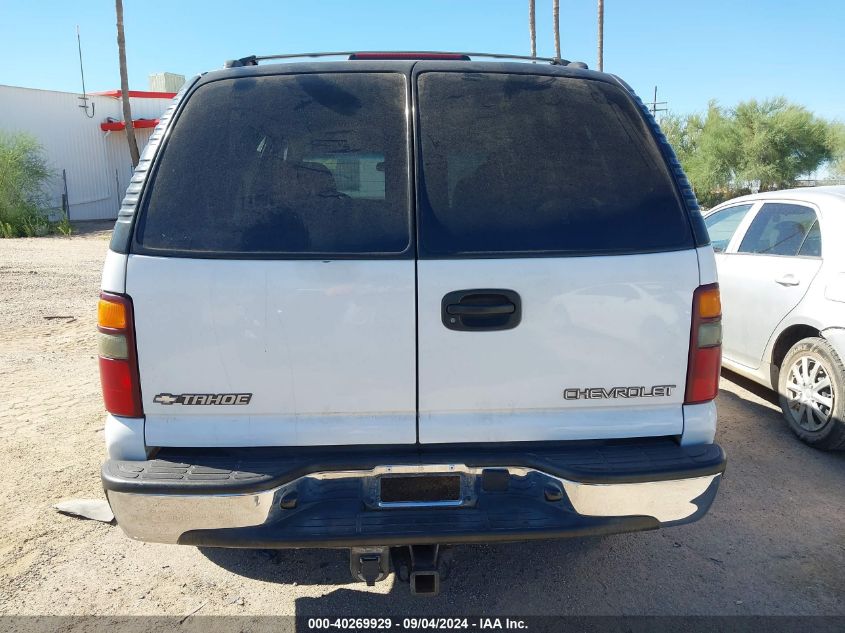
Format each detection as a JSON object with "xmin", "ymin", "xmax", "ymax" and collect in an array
[{"xmin": 2, "ymin": 0, "xmax": 843, "ymax": 120}]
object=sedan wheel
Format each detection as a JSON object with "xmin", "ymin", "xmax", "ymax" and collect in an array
[
  {"xmin": 777, "ymin": 336, "xmax": 845, "ymax": 450},
  {"xmin": 783, "ymin": 355, "xmax": 833, "ymax": 431}
]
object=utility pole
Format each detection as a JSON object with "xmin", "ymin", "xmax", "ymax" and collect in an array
[
  {"xmin": 646, "ymin": 86, "xmax": 668, "ymax": 119},
  {"xmin": 116, "ymin": 0, "xmax": 140, "ymax": 167},
  {"xmin": 553, "ymin": 0, "xmax": 561, "ymax": 60},
  {"xmin": 597, "ymin": 0, "xmax": 604, "ymax": 71},
  {"xmin": 529, "ymin": 0, "xmax": 537, "ymax": 59}
]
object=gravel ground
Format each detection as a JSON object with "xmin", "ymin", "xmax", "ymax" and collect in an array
[{"xmin": 0, "ymin": 227, "xmax": 843, "ymax": 618}]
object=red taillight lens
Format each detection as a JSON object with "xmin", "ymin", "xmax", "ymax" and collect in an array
[
  {"xmin": 97, "ymin": 292, "xmax": 143, "ymax": 417},
  {"xmin": 99, "ymin": 357, "xmax": 141, "ymax": 416},
  {"xmin": 685, "ymin": 284, "xmax": 722, "ymax": 405}
]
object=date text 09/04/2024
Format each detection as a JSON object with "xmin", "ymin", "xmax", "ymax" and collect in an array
[{"xmin": 306, "ymin": 617, "xmax": 528, "ymax": 630}]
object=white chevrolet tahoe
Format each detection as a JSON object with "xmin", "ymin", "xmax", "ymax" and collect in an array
[{"xmin": 98, "ymin": 52, "xmax": 726, "ymax": 595}]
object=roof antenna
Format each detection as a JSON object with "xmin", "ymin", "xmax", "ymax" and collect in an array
[{"xmin": 77, "ymin": 25, "xmax": 95, "ymax": 118}]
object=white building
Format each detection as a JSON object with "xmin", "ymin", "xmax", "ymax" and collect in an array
[{"xmin": 0, "ymin": 81, "xmax": 179, "ymax": 221}]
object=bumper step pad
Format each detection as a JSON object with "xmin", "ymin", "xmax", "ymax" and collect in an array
[{"xmin": 103, "ymin": 438, "xmax": 725, "ymax": 494}]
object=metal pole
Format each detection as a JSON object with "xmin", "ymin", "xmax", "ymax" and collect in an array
[
  {"xmin": 62, "ymin": 169, "xmax": 70, "ymax": 220},
  {"xmin": 76, "ymin": 26, "xmax": 95, "ymax": 118},
  {"xmin": 646, "ymin": 86, "xmax": 668, "ymax": 119},
  {"xmin": 529, "ymin": 0, "xmax": 537, "ymax": 59},
  {"xmin": 597, "ymin": 0, "xmax": 604, "ymax": 71},
  {"xmin": 553, "ymin": 0, "xmax": 561, "ymax": 60}
]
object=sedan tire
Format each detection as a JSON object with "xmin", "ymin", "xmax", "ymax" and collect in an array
[{"xmin": 778, "ymin": 336, "xmax": 845, "ymax": 450}]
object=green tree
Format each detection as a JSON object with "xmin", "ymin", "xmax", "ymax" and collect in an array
[
  {"xmin": 662, "ymin": 103, "xmax": 738, "ymax": 207},
  {"xmin": 0, "ymin": 132, "xmax": 52, "ymax": 238},
  {"xmin": 661, "ymin": 98, "xmax": 836, "ymax": 206},
  {"xmin": 733, "ymin": 98, "xmax": 832, "ymax": 189},
  {"xmin": 829, "ymin": 121, "xmax": 845, "ymax": 177}
]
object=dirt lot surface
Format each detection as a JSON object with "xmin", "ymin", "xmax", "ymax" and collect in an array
[{"xmin": 1, "ymin": 226, "xmax": 843, "ymax": 619}]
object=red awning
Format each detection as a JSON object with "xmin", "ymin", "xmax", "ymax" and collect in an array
[
  {"xmin": 100, "ymin": 119, "xmax": 159, "ymax": 132},
  {"xmin": 94, "ymin": 90, "xmax": 176, "ymax": 99}
]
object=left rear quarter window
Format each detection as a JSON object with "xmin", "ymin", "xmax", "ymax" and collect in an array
[{"xmin": 134, "ymin": 72, "xmax": 411, "ymax": 258}]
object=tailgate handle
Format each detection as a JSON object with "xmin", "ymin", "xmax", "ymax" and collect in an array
[
  {"xmin": 441, "ymin": 289, "xmax": 521, "ymax": 332},
  {"xmin": 446, "ymin": 302, "xmax": 515, "ymax": 316}
]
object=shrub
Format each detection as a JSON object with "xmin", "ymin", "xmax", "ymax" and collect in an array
[
  {"xmin": 55, "ymin": 212, "xmax": 73, "ymax": 236},
  {"xmin": 0, "ymin": 132, "xmax": 53, "ymax": 237}
]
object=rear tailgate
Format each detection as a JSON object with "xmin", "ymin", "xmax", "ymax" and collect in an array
[
  {"xmin": 125, "ymin": 70, "xmax": 418, "ymax": 447},
  {"xmin": 413, "ymin": 68, "xmax": 703, "ymax": 443}
]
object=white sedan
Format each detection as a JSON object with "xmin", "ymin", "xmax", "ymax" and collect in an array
[{"xmin": 704, "ymin": 186, "xmax": 845, "ymax": 450}]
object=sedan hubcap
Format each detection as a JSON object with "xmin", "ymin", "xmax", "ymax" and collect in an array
[{"xmin": 784, "ymin": 355, "xmax": 834, "ymax": 431}]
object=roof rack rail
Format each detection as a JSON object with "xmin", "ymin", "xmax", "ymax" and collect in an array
[{"xmin": 223, "ymin": 51, "xmax": 587, "ymax": 68}]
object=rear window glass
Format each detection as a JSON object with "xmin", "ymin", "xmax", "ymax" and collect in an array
[
  {"xmin": 798, "ymin": 221, "xmax": 821, "ymax": 257},
  {"xmin": 704, "ymin": 203, "xmax": 754, "ymax": 252},
  {"xmin": 416, "ymin": 73, "xmax": 692, "ymax": 256},
  {"xmin": 135, "ymin": 73, "xmax": 410, "ymax": 256},
  {"xmin": 738, "ymin": 202, "xmax": 819, "ymax": 257}
]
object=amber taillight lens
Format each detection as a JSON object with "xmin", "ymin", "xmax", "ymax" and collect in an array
[
  {"xmin": 97, "ymin": 293, "xmax": 143, "ymax": 417},
  {"xmin": 685, "ymin": 284, "xmax": 722, "ymax": 405}
]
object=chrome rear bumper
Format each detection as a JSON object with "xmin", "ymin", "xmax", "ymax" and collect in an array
[{"xmin": 105, "ymin": 459, "xmax": 723, "ymax": 546}]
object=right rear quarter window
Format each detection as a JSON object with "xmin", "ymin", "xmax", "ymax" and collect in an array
[
  {"xmin": 416, "ymin": 72, "xmax": 693, "ymax": 257},
  {"xmin": 134, "ymin": 72, "xmax": 410, "ymax": 257}
]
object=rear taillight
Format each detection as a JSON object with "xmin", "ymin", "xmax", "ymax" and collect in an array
[
  {"xmin": 685, "ymin": 284, "xmax": 722, "ymax": 405},
  {"xmin": 97, "ymin": 292, "xmax": 143, "ymax": 417}
]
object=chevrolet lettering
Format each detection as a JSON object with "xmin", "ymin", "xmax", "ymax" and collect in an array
[{"xmin": 562, "ymin": 385, "xmax": 677, "ymax": 400}]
